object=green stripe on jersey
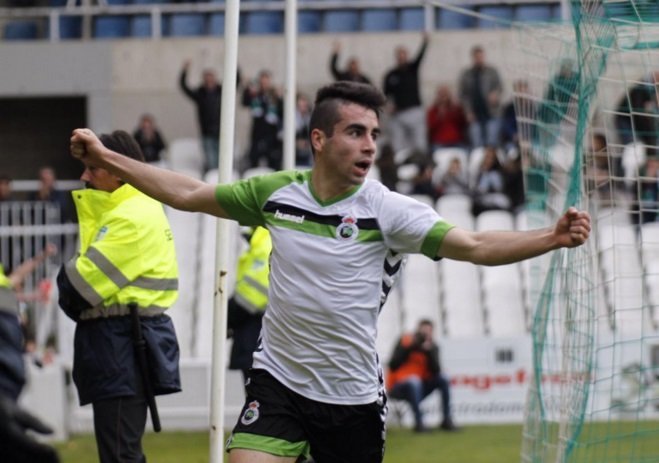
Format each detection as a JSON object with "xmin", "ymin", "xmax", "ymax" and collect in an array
[
  {"xmin": 421, "ymin": 220, "xmax": 455, "ymax": 259},
  {"xmin": 266, "ymin": 212, "xmax": 383, "ymax": 242},
  {"xmin": 226, "ymin": 432, "xmax": 309, "ymax": 457},
  {"xmin": 215, "ymin": 170, "xmax": 307, "ymax": 225}
]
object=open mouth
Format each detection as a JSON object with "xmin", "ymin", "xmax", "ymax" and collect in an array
[{"xmin": 355, "ymin": 161, "xmax": 371, "ymax": 173}]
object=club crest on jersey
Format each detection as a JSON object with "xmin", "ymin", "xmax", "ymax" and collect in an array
[
  {"xmin": 240, "ymin": 400, "xmax": 260, "ymax": 426},
  {"xmin": 336, "ymin": 216, "xmax": 359, "ymax": 240}
]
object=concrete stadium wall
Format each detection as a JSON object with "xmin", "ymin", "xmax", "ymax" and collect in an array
[{"xmin": 0, "ymin": 29, "xmax": 528, "ymax": 162}]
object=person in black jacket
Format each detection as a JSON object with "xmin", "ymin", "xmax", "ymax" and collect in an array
[
  {"xmin": 383, "ymin": 32, "xmax": 429, "ymax": 154},
  {"xmin": 0, "ymin": 262, "xmax": 59, "ymax": 463},
  {"xmin": 329, "ymin": 41, "xmax": 372, "ymax": 85},
  {"xmin": 179, "ymin": 60, "xmax": 241, "ymax": 173},
  {"xmin": 241, "ymin": 70, "xmax": 283, "ymax": 171}
]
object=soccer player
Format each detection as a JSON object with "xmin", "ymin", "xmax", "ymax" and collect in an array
[{"xmin": 69, "ymin": 81, "xmax": 591, "ymax": 463}]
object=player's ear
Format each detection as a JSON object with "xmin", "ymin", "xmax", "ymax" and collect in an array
[{"xmin": 310, "ymin": 128, "xmax": 326, "ymax": 154}]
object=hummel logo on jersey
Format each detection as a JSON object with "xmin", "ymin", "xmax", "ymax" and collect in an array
[{"xmin": 274, "ymin": 209, "xmax": 305, "ymax": 224}]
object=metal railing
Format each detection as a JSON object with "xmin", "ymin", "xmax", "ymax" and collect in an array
[{"xmin": 0, "ymin": 0, "xmax": 560, "ymax": 41}]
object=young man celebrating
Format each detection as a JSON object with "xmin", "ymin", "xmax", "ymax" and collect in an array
[{"xmin": 69, "ymin": 82, "xmax": 591, "ymax": 463}]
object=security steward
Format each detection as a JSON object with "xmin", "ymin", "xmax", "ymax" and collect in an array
[
  {"xmin": 57, "ymin": 130, "xmax": 181, "ymax": 463},
  {"xmin": 0, "ymin": 264, "xmax": 60, "ymax": 463},
  {"xmin": 228, "ymin": 226, "xmax": 272, "ymax": 385}
]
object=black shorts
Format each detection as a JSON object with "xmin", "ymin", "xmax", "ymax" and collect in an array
[{"xmin": 226, "ymin": 368, "xmax": 387, "ymax": 463}]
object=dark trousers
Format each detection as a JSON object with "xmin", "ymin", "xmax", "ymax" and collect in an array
[
  {"xmin": 92, "ymin": 393, "xmax": 148, "ymax": 463},
  {"xmin": 389, "ymin": 374, "xmax": 452, "ymax": 428}
]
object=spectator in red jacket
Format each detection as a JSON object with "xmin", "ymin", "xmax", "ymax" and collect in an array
[{"xmin": 427, "ymin": 85, "xmax": 468, "ymax": 152}]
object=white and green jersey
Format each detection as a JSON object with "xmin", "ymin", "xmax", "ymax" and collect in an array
[{"xmin": 215, "ymin": 170, "xmax": 454, "ymax": 405}]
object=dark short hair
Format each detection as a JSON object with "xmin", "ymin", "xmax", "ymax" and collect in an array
[
  {"xmin": 99, "ymin": 130, "xmax": 145, "ymax": 163},
  {"xmin": 309, "ymin": 81, "xmax": 386, "ymax": 152}
]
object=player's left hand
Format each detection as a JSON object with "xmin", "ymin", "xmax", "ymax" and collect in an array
[{"xmin": 554, "ymin": 207, "xmax": 591, "ymax": 248}]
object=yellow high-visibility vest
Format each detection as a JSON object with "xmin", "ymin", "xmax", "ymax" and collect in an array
[
  {"xmin": 64, "ymin": 184, "xmax": 178, "ymax": 319},
  {"xmin": 233, "ymin": 227, "xmax": 272, "ymax": 314},
  {"xmin": 0, "ymin": 265, "xmax": 18, "ymax": 314}
]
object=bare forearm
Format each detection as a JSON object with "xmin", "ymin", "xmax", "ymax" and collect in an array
[
  {"xmin": 99, "ymin": 149, "xmax": 226, "ymax": 217},
  {"xmin": 440, "ymin": 227, "xmax": 559, "ymax": 266}
]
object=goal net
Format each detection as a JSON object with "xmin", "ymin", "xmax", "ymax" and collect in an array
[{"xmin": 509, "ymin": 1, "xmax": 659, "ymax": 461}]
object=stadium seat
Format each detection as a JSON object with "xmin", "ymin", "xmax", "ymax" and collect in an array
[
  {"xmin": 437, "ymin": 7, "xmax": 475, "ymax": 30},
  {"xmin": 298, "ymin": 10, "xmax": 322, "ymax": 33},
  {"xmin": 435, "ymin": 194, "xmax": 473, "ymax": 228},
  {"xmin": 515, "ymin": 5, "xmax": 554, "ymax": 23},
  {"xmin": 56, "ymin": 16, "xmax": 82, "ymax": 39},
  {"xmin": 244, "ymin": 11, "xmax": 283, "ymax": 35},
  {"xmin": 94, "ymin": 16, "xmax": 131, "ymax": 39},
  {"xmin": 440, "ymin": 258, "xmax": 484, "ymax": 337},
  {"xmin": 209, "ymin": 13, "xmax": 225, "ymax": 36},
  {"xmin": 399, "ymin": 8, "xmax": 425, "ymax": 31},
  {"xmin": 400, "ymin": 254, "xmax": 442, "ymax": 333},
  {"xmin": 167, "ymin": 13, "xmax": 206, "ymax": 37},
  {"xmin": 476, "ymin": 211, "xmax": 526, "ymax": 336},
  {"xmin": 323, "ymin": 10, "xmax": 360, "ymax": 32},
  {"xmin": 167, "ymin": 138, "xmax": 204, "ymax": 175},
  {"xmin": 598, "ymin": 224, "xmax": 647, "ymax": 335},
  {"xmin": 131, "ymin": 16, "xmax": 151, "ymax": 38},
  {"xmin": 431, "ymin": 147, "xmax": 469, "ymax": 184},
  {"xmin": 132, "ymin": 0, "xmax": 166, "ymax": 38},
  {"xmin": 477, "ymin": 5, "xmax": 514, "ymax": 29},
  {"xmin": 621, "ymin": 142, "xmax": 646, "ymax": 185},
  {"xmin": 3, "ymin": 20, "xmax": 39, "ymax": 40},
  {"xmin": 361, "ymin": 9, "xmax": 398, "ymax": 32}
]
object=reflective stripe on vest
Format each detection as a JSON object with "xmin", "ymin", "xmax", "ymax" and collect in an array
[{"xmin": 79, "ymin": 303, "xmax": 167, "ymax": 321}]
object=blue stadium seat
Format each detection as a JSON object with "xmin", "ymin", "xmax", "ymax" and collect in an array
[
  {"xmin": 323, "ymin": 10, "xmax": 360, "ymax": 32},
  {"xmin": 361, "ymin": 9, "xmax": 397, "ymax": 32},
  {"xmin": 244, "ymin": 11, "xmax": 283, "ymax": 35},
  {"xmin": 437, "ymin": 8, "xmax": 475, "ymax": 29},
  {"xmin": 298, "ymin": 10, "xmax": 321, "ymax": 33},
  {"xmin": 3, "ymin": 21, "xmax": 39, "ymax": 40},
  {"xmin": 131, "ymin": 15, "xmax": 166, "ymax": 37},
  {"xmin": 477, "ymin": 5, "xmax": 514, "ymax": 29},
  {"xmin": 516, "ymin": 5, "xmax": 554, "ymax": 23},
  {"xmin": 105, "ymin": 0, "xmax": 131, "ymax": 4},
  {"xmin": 552, "ymin": 4, "xmax": 567, "ymax": 21},
  {"xmin": 208, "ymin": 13, "xmax": 224, "ymax": 36},
  {"xmin": 94, "ymin": 16, "xmax": 131, "ymax": 39},
  {"xmin": 167, "ymin": 13, "xmax": 206, "ymax": 37},
  {"xmin": 399, "ymin": 8, "xmax": 424, "ymax": 31},
  {"xmin": 58, "ymin": 16, "xmax": 82, "ymax": 39}
]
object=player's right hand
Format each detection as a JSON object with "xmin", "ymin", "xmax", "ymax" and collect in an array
[{"xmin": 70, "ymin": 128, "xmax": 103, "ymax": 164}]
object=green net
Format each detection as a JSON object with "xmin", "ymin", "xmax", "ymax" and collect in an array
[{"xmin": 510, "ymin": 1, "xmax": 659, "ymax": 462}]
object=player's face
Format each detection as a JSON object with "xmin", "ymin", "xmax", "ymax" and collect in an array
[
  {"xmin": 80, "ymin": 165, "xmax": 122, "ymax": 192},
  {"xmin": 320, "ymin": 103, "xmax": 380, "ymax": 187}
]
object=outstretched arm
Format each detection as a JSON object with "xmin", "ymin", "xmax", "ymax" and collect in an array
[
  {"xmin": 8, "ymin": 243, "xmax": 57, "ymax": 290},
  {"xmin": 438, "ymin": 207, "xmax": 591, "ymax": 265},
  {"xmin": 70, "ymin": 129, "xmax": 227, "ymax": 218}
]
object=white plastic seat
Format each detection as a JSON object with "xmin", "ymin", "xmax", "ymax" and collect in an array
[
  {"xmin": 431, "ymin": 147, "xmax": 469, "ymax": 183},
  {"xmin": 621, "ymin": 142, "xmax": 646, "ymax": 186},
  {"xmin": 436, "ymin": 194, "xmax": 473, "ymax": 228},
  {"xmin": 597, "ymin": 224, "xmax": 646, "ymax": 334},
  {"xmin": 476, "ymin": 211, "xmax": 525, "ymax": 336},
  {"xmin": 167, "ymin": 138, "xmax": 203, "ymax": 176},
  {"xmin": 399, "ymin": 254, "xmax": 442, "ymax": 333},
  {"xmin": 440, "ymin": 258, "xmax": 484, "ymax": 337}
]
